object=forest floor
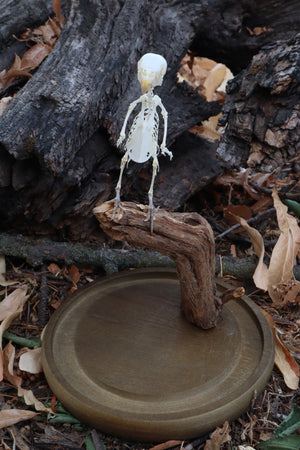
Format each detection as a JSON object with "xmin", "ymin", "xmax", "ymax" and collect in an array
[{"xmin": 0, "ymin": 158, "xmax": 299, "ymax": 450}]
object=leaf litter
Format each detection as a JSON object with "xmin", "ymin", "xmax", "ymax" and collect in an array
[
  {"xmin": 0, "ymin": 166, "xmax": 299, "ymax": 447},
  {"xmin": 0, "ymin": 0, "xmax": 64, "ymax": 95}
]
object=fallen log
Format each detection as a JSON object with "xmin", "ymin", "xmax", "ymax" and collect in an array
[{"xmin": 1, "ymin": 232, "xmax": 300, "ymax": 282}]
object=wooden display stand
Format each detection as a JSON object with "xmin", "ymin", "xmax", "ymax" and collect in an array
[
  {"xmin": 94, "ymin": 201, "xmax": 222, "ymax": 329},
  {"xmin": 42, "ymin": 200, "xmax": 274, "ymax": 442}
]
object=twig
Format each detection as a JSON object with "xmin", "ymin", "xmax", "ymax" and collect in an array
[
  {"xmin": 215, "ymin": 208, "xmax": 275, "ymax": 239},
  {"xmin": 39, "ymin": 267, "xmax": 48, "ymax": 328},
  {"xmin": 248, "ymin": 180, "xmax": 300, "ymax": 200},
  {"xmin": 91, "ymin": 430, "xmax": 106, "ymax": 450}
]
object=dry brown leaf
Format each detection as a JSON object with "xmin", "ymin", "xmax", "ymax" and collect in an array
[
  {"xmin": 47, "ymin": 262, "xmax": 61, "ymax": 276},
  {"xmin": 69, "ymin": 265, "xmax": 81, "ymax": 285},
  {"xmin": 234, "ymin": 216, "xmax": 269, "ymax": 291},
  {"xmin": 268, "ymin": 189, "xmax": 300, "ymax": 305},
  {"xmin": 251, "ymin": 196, "xmax": 273, "ymax": 215},
  {"xmin": 216, "ymin": 67, "xmax": 234, "ymax": 95},
  {"xmin": 1, "ymin": 1, "xmax": 64, "ymax": 92},
  {"xmin": 204, "ymin": 63, "xmax": 226, "ymax": 101},
  {"xmin": 263, "ymin": 311, "xmax": 299, "ymax": 390},
  {"xmin": 19, "ymin": 347, "xmax": 43, "ymax": 374},
  {"xmin": 0, "ymin": 287, "xmax": 28, "ymax": 381},
  {"xmin": 223, "ymin": 205, "xmax": 252, "ymax": 224},
  {"xmin": 39, "ymin": 22, "xmax": 59, "ymax": 47},
  {"xmin": 247, "ymin": 26, "xmax": 270, "ymax": 36},
  {"xmin": 0, "ymin": 287, "xmax": 28, "ymax": 323},
  {"xmin": 21, "ymin": 43, "xmax": 52, "ymax": 69},
  {"xmin": 178, "ymin": 55, "xmax": 232, "ymax": 103},
  {"xmin": 0, "ymin": 409, "xmax": 37, "ymax": 429},
  {"xmin": 53, "ymin": 0, "xmax": 65, "ymax": 27},
  {"xmin": 3, "ymin": 342, "xmax": 53, "ymax": 412},
  {"xmin": 48, "ymin": 17, "xmax": 63, "ymax": 39},
  {"xmin": 204, "ymin": 421, "xmax": 231, "ymax": 450},
  {"xmin": 214, "ymin": 169, "xmax": 261, "ymax": 200},
  {"xmin": 0, "ymin": 54, "xmax": 32, "ymax": 88},
  {"xmin": 190, "ymin": 114, "xmax": 222, "ymax": 142},
  {"xmin": 149, "ymin": 441, "xmax": 183, "ymax": 450}
]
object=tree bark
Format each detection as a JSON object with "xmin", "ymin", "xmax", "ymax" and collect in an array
[
  {"xmin": 0, "ymin": 0, "xmax": 299, "ymax": 239},
  {"xmin": 94, "ymin": 201, "xmax": 221, "ymax": 329},
  {"xmin": 217, "ymin": 33, "xmax": 300, "ymax": 172}
]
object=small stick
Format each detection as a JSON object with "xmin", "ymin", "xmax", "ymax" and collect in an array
[
  {"xmin": 39, "ymin": 267, "xmax": 48, "ymax": 328},
  {"xmin": 216, "ymin": 207, "xmax": 275, "ymax": 239}
]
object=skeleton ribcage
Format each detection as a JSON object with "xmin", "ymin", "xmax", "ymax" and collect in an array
[{"xmin": 126, "ymin": 104, "xmax": 159, "ymax": 163}]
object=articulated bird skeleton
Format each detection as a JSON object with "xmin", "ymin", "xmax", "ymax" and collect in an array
[{"xmin": 112, "ymin": 53, "xmax": 173, "ymax": 232}]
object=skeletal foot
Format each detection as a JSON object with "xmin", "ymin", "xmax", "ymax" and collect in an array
[
  {"xmin": 111, "ymin": 196, "xmax": 124, "ymax": 221},
  {"xmin": 144, "ymin": 204, "xmax": 159, "ymax": 233}
]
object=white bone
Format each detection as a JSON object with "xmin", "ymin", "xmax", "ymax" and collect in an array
[{"xmin": 112, "ymin": 53, "xmax": 173, "ymax": 232}]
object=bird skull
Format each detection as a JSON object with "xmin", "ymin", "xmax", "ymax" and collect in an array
[{"xmin": 137, "ymin": 53, "xmax": 167, "ymax": 93}]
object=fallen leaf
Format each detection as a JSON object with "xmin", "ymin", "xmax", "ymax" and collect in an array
[
  {"xmin": 39, "ymin": 22, "xmax": 58, "ymax": 47},
  {"xmin": 50, "ymin": 298, "xmax": 61, "ymax": 309},
  {"xmin": 204, "ymin": 63, "xmax": 226, "ymax": 101},
  {"xmin": 149, "ymin": 441, "xmax": 183, "ymax": 450},
  {"xmin": 0, "ymin": 287, "xmax": 28, "ymax": 323},
  {"xmin": 69, "ymin": 265, "xmax": 81, "ymax": 285},
  {"xmin": 268, "ymin": 189, "xmax": 300, "ymax": 305},
  {"xmin": 0, "ymin": 287, "xmax": 28, "ymax": 379},
  {"xmin": 0, "ymin": 54, "xmax": 32, "ymax": 89},
  {"xmin": 19, "ymin": 347, "xmax": 43, "ymax": 374},
  {"xmin": 216, "ymin": 66, "xmax": 234, "ymax": 95},
  {"xmin": 214, "ymin": 169, "xmax": 261, "ymax": 200},
  {"xmin": 247, "ymin": 26, "xmax": 270, "ymax": 36},
  {"xmin": 223, "ymin": 205, "xmax": 252, "ymax": 225},
  {"xmin": 3, "ymin": 342, "xmax": 52, "ymax": 412},
  {"xmin": 204, "ymin": 421, "xmax": 231, "ymax": 450},
  {"xmin": 234, "ymin": 216, "xmax": 269, "ymax": 291},
  {"xmin": 190, "ymin": 114, "xmax": 222, "ymax": 142},
  {"xmin": 0, "ymin": 254, "xmax": 18, "ymax": 286},
  {"xmin": 0, "ymin": 409, "xmax": 37, "ymax": 429},
  {"xmin": 177, "ymin": 55, "xmax": 232, "ymax": 103},
  {"xmin": 263, "ymin": 311, "xmax": 299, "ymax": 390},
  {"xmin": 21, "ymin": 43, "xmax": 52, "ymax": 69},
  {"xmin": 53, "ymin": 0, "xmax": 65, "ymax": 27},
  {"xmin": 47, "ymin": 262, "xmax": 61, "ymax": 276}
]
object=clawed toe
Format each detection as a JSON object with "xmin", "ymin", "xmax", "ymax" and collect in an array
[
  {"xmin": 112, "ymin": 198, "xmax": 125, "ymax": 221},
  {"xmin": 144, "ymin": 205, "xmax": 159, "ymax": 233}
]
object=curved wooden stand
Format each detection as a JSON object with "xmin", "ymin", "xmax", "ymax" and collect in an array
[{"xmin": 93, "ymin": 201, "xmax": 222, "ymax": 329}]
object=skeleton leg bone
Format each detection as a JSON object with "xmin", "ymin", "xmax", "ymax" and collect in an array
[
  {"xmin": 145, "ymin": 156, "xmax": 159, "ymax": 233},
  {"xmin": 112, "ymin": 152, "xmax": 129, "ymax": 220}
]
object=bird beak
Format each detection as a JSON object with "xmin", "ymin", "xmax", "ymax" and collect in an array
[{"xmin": 141, "ymin": 79, "xmax": 152, "ymax": 93}]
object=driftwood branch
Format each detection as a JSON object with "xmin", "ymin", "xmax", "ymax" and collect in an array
[
  {"xmin": 1, "ymin": 232, "xmax": 299, "ymax": 282},
  {"xmin": 0, "ymin": 232, "xmax": 172, "ymax": 275},
  {"xmin": 94, "ymin": 201, "xmax": 221, "ymax": 329}
]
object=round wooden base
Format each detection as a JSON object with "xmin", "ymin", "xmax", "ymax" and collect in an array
[{"xmin": 42, "ymin": 268, "xmax": 274, "ymax": 442}]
